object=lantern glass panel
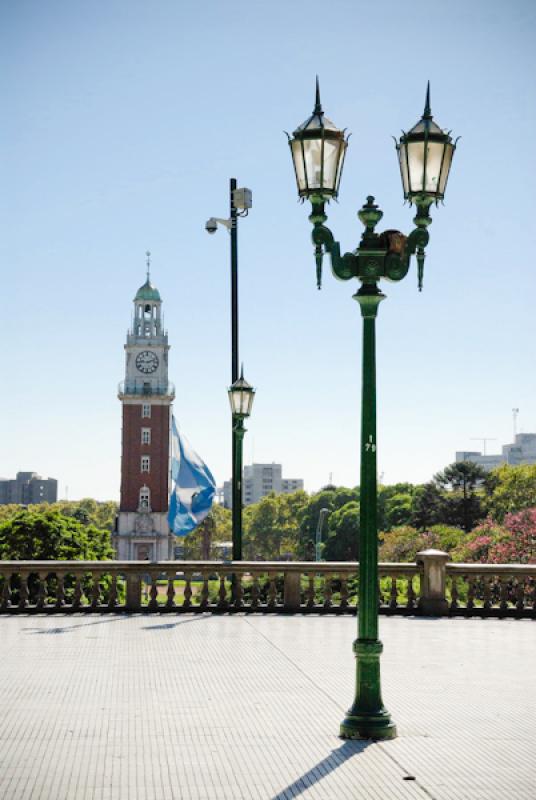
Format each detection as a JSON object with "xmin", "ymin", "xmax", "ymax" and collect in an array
[
  {"xmin": 322, "ymin": 139, "xmax": 341, "ymax": 192},
  {"xmin": 407, "ymin": 141, "xmax": 425, "ymax": 193},
  {"xmin": 398, "ymin": 143, "xmax": 410, "ymax": 195},
  {"xmin": 438, "ymin": 142, "xmax": 454, "ymax": 195},
  {"xmin": 291, "ymin": 139, "xmax": 306, "ymax": 192},
  {"xmin": 335, "ymin": 142, "xmax": 346, "ymax": 193},
  {"xmin": 424, "ymin": 141, "xmax": 445, "ymax": 193},
  {"xmin": 303, "ymin": 138, "xmax": 323, "ymax": 190},
  {"xmin": 245, "ymin": 391, "xmax": 254, "ymax": 415}
]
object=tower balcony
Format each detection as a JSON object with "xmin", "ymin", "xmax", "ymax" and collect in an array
[{"xmin": 118, "ymin": 380, "xmax": 175, "ymax": 399}]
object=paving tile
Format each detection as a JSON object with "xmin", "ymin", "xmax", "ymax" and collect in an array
[{"xmin": 0, "ymin": 614, "xmax": 534, "ymax": 799}]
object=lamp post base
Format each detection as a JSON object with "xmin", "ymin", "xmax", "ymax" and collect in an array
[
  {"xmin": 340, "ymin": 711, "xmax": 397, "ymax": 741},
  {"xmin": 340, "ymin": 639, "xmax": 397, "ymax": 740}
]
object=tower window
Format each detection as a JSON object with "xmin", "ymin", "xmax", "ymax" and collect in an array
[
  {"xmin": 142, "ymin": 404, "xmax": 151, "ymax": 418},
  {"xmin": 139, "ymin": 486, "xmax": 151, "ymax": 509},
  {"xmin": 141, "ymin": 456, "xmax": 150, "ymax": 473},
  {"xmin": 141, "ymin": 428, "xmax": 151, "ymax": 445}
]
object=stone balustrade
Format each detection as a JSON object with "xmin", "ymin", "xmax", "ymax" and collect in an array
[{"xmin": 0, "ymin": 551, "xmax": 534, "ymax": 617}]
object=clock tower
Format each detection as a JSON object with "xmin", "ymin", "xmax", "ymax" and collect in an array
[{"xmin": 114, "ymin": 257, "xmax": 175, "ymax": 561}]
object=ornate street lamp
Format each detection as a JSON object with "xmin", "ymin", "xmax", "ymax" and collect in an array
[
  {"xmin": 228, "ymin": 367, "xmax": 255, "ymax": 558},
  {"xmin": 288, "ymin": 80, "xmax": 456, "ymax": 741}
]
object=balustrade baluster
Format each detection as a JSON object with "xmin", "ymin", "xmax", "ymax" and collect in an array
[
  {"xmin": 36, "ymin": 572, "xmax": 47, "ymax": 610},
  {"xmin": 0, "ymin": 574, "xmax": 10, "ymax": 609},
  {"xmin": 18, "ymin": 573, "xmax": 29, "ymax": 610},
  {"xmin": 389, "ymin": 575, "xmax": 398, "ymax": 610},
  {"xmin": 73, "ymin": 575, "xmax": 83, "ymax": 609},
  {"xmin": 200, "ymin": 573, "xmax": 209, "ymax": 610},
  {"xmin": 323, "ymin": 575, "xmax": 332, "ymax": 610},
  {"xmin": 233, "ymin": 573, "xmax": 243, "ymax": 609},
  {"xmin": 251, "ymin": 573, "xmax": 260, "ymax": 610},
  {"xmin": 407, "ymin": 575, "xmax": 416, "ymax": 610},
  {"xmin": 183, "ymin": 572, "xmax": 193, "ymax": 610},
  {"xmin": 148, "ymin": 573, "xmax": 159, "ymax": 611},
  {"xmin": 56, "ymin": 573, "xmax": 65, "ymax": 609},
  {"xmin": 467, "ymin": 575, "xmax": 475, "ymax": 611},
  {"xmin": 340, "ymin": 576, "xmax": 349, "ymax": 610},
  {"xmin": 217, "ymin": 574, "xmax": 228, "ymax": 610},
  {"xmin": 90, "ymin": 573, "xmax": 101, "ymax": 609},
  {"xmin": 267, "ymin": 573, "xmax": 277, "ymax": 609},
  {"xmin": 531, "ymin": 578, "xmax": 536, "ymax": 612},
  {"xmin": 107, "ymin": 575, "xmax": 118, "ymax": 609},
  {"xmin": 450, "ymin": 576, "xmax": 459, "ymax": 610},
  {"xmin": 483, "ymin": 576, "xmax": 491, "ymax": 611},
  {"xmin": 166, "ymin": 574, "xmax": 176, "ymax": 609},
  {"xmin": 515, "ymin": 579, "xmax": 525, "ymax": 612},
  {"xmin": 499, "ymin": 577, "xmax": 509, "ymax": 613},
  {"xmin": 305, "ymin": 573, "xmax": 315, "ymax": 609}
]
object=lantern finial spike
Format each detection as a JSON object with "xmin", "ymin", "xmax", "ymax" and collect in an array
[
  {"xmin": 424, "ymin": 81, "xmax": 432, "ymax": 119},
  {"xmin": 314, "ymin": 75, "xmax": 323, "ymax": 114},
  {"xmin": 240, "ymin": 362, "xmax": 244, "ymax": 380}
]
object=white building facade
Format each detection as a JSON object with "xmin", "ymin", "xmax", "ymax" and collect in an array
[
  {"xmin": 222, "ymin": 463, "xmax": 304, "ymax": 509},
  {"xmin": 456, "ymin": 433, "xmax": 536, "ymax": 472}
]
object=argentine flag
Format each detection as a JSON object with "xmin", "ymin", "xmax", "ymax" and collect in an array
[{"xmin": 168, "ymin": 416, "xmax": 216, "ymax": 536}]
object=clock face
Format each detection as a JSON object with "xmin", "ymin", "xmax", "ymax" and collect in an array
[{"xmin": 135, "ymin": 351, "xmax": 159, "ymax": 374}]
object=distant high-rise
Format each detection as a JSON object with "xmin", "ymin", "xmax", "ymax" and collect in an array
[
  {"xmin": 456, "ymin": 433, "xmax": 536, "ymax": 471},
  {"xmin": 222, "ymin": 463, "xmax": 304, "ymax": 509},
  {"xmin": 0, "ymin": 472, "xmax": 58, "ymax": 505}
]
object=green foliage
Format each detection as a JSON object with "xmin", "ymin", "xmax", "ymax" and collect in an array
[
  {"xmin": 379, "ymin": 526, "xmax": 430, "ymax": 562},
  {"xmin": 0, "ymin": 499, "xmax": 118, "ymax": 531},
  {"xmin": 485, "ymin": 465, "xmax": 536, "ymax": 522},
  {"xmin": 243, "ymin": 491, "xmax": 309, "ymax": 559},
  {"xmin": 433, "ymin": 461, "xmax": 486, "ymax": 532},
  {"xmin": 0, "ymin": 508, "xmax": 114, "ymax": 561},
  {"xmin": 323, "ymin": 501, "xmax": 359, "ymax": 561},
  {"xmin": 410, "ymin": 482, "xmax": 445, "ymax": 530},
  {"xmin": 296, "ymin": 487, "xmax": 357, "ymax": 559}
]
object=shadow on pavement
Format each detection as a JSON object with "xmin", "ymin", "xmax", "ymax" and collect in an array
[
  {"xmin": 23, "ymin": 616, "xmax": 132, "ymax": 634},
  {"xmin": 142, "ymin": 614, "xmax": 213, "ymax": 630},
  {"xmin": 270, "ymin": 740, "xmax": 371, "ymax": 800}
]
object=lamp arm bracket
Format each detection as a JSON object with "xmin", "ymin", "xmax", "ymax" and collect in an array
[{"xmin": 309, "ymin": 198, "xmax": 352, "ymax": 288}]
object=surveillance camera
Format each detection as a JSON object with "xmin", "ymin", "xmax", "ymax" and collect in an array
[{"xmin": 205, "ymin": 218, "xmax": 218, "ymax": 234}]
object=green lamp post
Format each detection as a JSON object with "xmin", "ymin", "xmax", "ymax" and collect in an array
[
  {"xmin": 228, "ymin": 367, "xmax": 256, "ymax": 559},
  {"xmin": 288, "ymin": 79, "xmax": 456, "ymax": 740}
]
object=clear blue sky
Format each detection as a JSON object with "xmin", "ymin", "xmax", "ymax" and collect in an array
[{"xmin": 2, "ymin": 0, "xmax": 535, "ymax": 500}]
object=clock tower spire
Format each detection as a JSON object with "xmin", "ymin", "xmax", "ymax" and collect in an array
[{"xmin": 115, "ymin": 260, "xmax": 175, "ymax": 561}]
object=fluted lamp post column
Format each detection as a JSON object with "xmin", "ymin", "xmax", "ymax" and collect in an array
[
  {"xmin": 228, "ymin": 367, "xmax": 256, "ymax": 560},
  {"xmin": 287, "ymin": 79, "xmax": 456, "ymax": 740}
]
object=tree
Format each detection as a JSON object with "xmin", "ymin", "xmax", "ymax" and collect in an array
[
  {"xmin": 485, "ymin": 465, "xmax": 536, "ymax": 522},
  {"xmin": 296, "ymin": 487, "xmax": 358, "ymax": 559},
  {"xmin": 323, "ymin": 501, "xmax": 359, "ymax": 560},
  {"xmin": 433, "ymin": 461, "xmax": 486, "ymax": 532},
  {"xmin": 0, "ymin": 508, "xmax": 114, "ymax": 561},
  {"xmin": 410, "ymin": 482, "xmax": 445, "ymax": 530}
]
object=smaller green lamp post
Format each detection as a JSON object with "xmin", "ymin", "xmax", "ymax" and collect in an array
[
  {"xmin": 288, "ymin": 79, "xmax": 456, "ymax": 740},
  {"xmin": 228, "ymin": 367, "xmax": 256, "ymax": 560}
]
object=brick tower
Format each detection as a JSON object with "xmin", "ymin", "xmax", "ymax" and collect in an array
[{"xmin": 114, "ymin": 258, "xmax": 175, "ymax": 560}]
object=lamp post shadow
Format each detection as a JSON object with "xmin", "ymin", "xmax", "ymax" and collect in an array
[{"xmin": 270, "ymin": 740, "xmax": 372, "ymax": 800}]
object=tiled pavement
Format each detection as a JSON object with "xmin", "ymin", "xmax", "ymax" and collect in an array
[{"xmin": 1, "ymin": 614, "xmax": 534, "ymax": 800}]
